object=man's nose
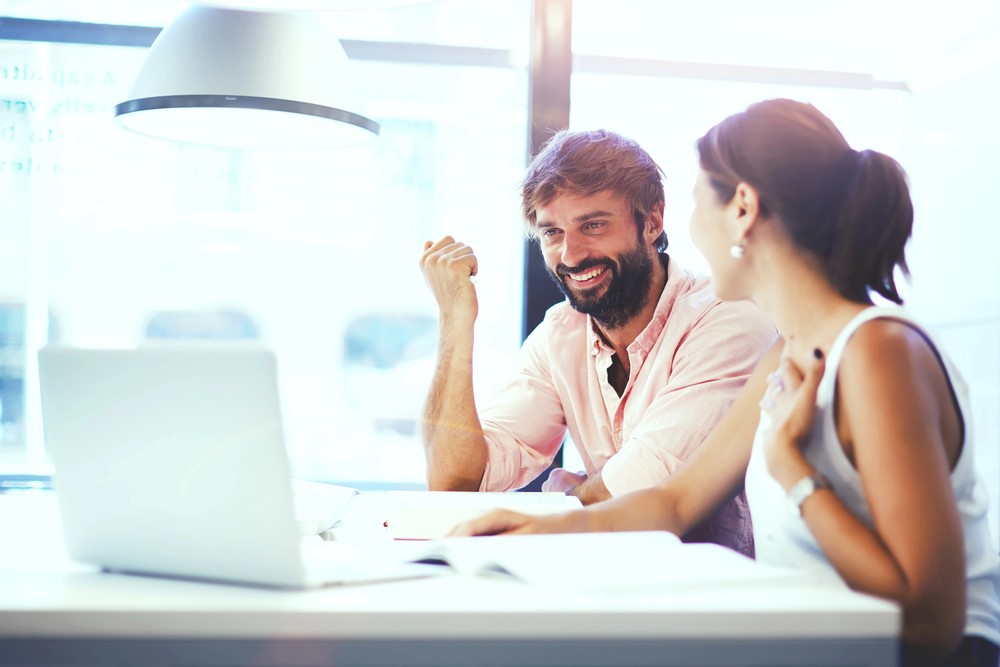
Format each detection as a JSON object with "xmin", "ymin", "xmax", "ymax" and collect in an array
[{"xmin": 560, "ymin": 233, "xmax": 591, "ymax": 269}]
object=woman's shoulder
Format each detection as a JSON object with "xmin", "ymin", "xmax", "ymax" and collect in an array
[
  {"xmin": 841, "ymin": 311, "xmax": 936, "ymax": 367},
  {"xmin": 837, "ymin": 311, "xmax": 946, "ymax": 396}
]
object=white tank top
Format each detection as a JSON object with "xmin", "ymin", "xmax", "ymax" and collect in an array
[{"xmin": 745, "ymin": 306, "xmax": 1000, "ymax": 644}]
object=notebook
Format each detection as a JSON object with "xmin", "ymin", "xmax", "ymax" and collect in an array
[{"xmin": 37, "ymin": 345, "xmax": 440, "ymax": 589}]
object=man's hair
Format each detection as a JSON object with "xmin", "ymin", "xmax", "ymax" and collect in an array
[{"xmin": 520, "ymin": 129, "xmax": 668, "ymax": 252}]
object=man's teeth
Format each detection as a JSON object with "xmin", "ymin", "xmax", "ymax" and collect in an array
[{"xmin": 571, "ymin": 267, "xmax": 604, "ymax": 281}]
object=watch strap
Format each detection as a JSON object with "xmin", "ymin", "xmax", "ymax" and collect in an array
[{"xmin": 788, "ymin": 472, "xmax": 832, "ymax": 517}]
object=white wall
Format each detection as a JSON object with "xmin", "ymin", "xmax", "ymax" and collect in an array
[{"xmin": 902, "ymin": 55, "xmax": 1000, "ymax": 549}]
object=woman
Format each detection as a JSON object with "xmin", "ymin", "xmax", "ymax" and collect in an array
[{"xmin": 454, "ymin": 99, "xmax": 1000, "ymax": 665}]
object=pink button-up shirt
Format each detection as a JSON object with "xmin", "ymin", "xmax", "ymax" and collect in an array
[{"xmin": 479, "ymin": 258, "xmax": 776, "ymax": 554}]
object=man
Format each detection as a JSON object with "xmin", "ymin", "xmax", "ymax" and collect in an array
[{"xmin": 418, "ymin": 129, "xmax": 775, "ymax": 553}]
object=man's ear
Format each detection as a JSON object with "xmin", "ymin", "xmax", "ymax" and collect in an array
[
  {"xmin": 644, "ymin": 200, "xmax": 665, "ymax": 241},
  {"xmin": 732, "ymin": 182, "xmax": 763, "ymax": 239}
]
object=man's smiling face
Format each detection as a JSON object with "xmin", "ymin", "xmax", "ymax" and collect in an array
[{"xmin": 536, "ymin": 190, "xmax": 656, "ymax": 330}]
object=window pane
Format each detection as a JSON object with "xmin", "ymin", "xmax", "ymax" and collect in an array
[
  {"xmin": 0, "ymin": 0, "xmax": 185, "ymax": 24},
  {"xmin": 0, "ymin": 1, "xmax": 532, "ymax": 52},
  {"xmin": 571, "ymin": 0, "xmax": 998, "ymax": 80},
  {"xmin": 0, "ymin": 2, "xmax": 529, "ymax": 486}
]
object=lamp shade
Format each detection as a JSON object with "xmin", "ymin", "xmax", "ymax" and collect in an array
[{"xmin": 114, "ymin": 4, "xmax": 380, "ymax": 148}]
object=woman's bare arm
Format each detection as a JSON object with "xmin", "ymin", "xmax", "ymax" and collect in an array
[{"xmin": 764, "ymin": 321, "xmax": 965, "ymax": 654}]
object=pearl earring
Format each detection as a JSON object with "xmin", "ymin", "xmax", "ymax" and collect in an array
[{"xmin": 729, "ymin": 243, "xmax": 745, "ymax": 259}]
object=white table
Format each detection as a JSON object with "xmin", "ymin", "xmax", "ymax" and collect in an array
[{"xmin": 0, "ymin": 492, "xmax": 900, "ymax": 666}]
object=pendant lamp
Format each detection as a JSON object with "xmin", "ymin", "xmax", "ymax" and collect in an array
[{"xmin": 114, "ymin": 4, "xmax": 380, "ymax": 148}]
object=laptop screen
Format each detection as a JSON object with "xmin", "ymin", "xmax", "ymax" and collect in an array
[{"xmin": 38, "ymin": 345, "xmax": 308, "ymax": 586}]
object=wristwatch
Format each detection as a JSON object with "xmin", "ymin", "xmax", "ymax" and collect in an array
[{"xmin": 787, "ymin": 473, "xmax": 832, "ymax": 517}]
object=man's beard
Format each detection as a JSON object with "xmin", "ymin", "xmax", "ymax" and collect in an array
[{"xmin": 547, "ymin": 240, "xmax": 656, "ymax": 330}]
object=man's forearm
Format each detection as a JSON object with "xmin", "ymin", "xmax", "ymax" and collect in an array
[{"xmin": 421, "ymin": 327, "xmax": 489, "ymax": 491}]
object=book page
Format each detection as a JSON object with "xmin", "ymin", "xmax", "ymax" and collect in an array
[
  {"xmin": 405, "ymin": 531, "xmax": 807, "ymax": 592},
  {"xmin": 384, "ymin": 491, "xmax": 583, "ymax": 540}
]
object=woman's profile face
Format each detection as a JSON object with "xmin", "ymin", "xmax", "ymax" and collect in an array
[{"xmin": 689, "ymin": 170, "xmax": 749, "ymax": 301}]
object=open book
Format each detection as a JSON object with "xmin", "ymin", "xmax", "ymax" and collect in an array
[
  {"xmin": 292, "ymin": 487, "xmax": 807, "ymax": 591},
  {"xmin": 396, "ymin": 531, "xmax": 807, "ymax": 591}
]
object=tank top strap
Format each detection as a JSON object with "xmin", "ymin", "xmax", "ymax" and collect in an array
[{"xmin": 816, "ymin": 306, "xmax": 911, "ymax": 406}]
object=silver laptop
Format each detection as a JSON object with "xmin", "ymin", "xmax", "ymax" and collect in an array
[{"xmin": 37, "ymin": 345, "xmax": 438, "ymax": 589}]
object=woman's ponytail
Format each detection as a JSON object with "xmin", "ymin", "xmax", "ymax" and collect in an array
[{"xmin": 828, "ymin": 150, "xmax": 913, "ymax": 304}]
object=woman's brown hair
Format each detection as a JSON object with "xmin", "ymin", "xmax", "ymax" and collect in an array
[{"xmin": 697, "ymin": 98, "xmax": 912, "ymax": 304}]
